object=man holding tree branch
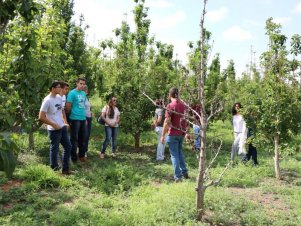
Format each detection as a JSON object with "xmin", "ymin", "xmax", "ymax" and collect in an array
[{"xmin": 161, "ymin": 87, "xmax": 189, "ymax": 182}]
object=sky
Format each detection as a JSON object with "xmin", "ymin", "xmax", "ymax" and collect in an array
[{"xmin": 73, "ymin": 0, "xmax": 301, "ymax": 76}]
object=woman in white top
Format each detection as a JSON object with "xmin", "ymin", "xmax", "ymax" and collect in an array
[
  {"xmin": 100, "ymin": 96, "xmax": 120, "ymax": 159},
  {"xmin": 231, "ymin": 102, "xmax": 247, "ymax": 162}
]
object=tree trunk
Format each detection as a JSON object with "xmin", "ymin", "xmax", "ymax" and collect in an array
[
  {"xmin": 28, "ymin": 129, "xmax": 35, "ymax": 151},
  {"xmin": 196, "ymin": 118, "xmax": 207, "ymax": 221},
  {"xmin": 134, "ymin": 132, "xmax": 140, "ymax": 148},
  {"xmin": 196, "ymin": 0, "xmax": 208, "ymax": 221},
  {"xmin": 274, "ymin": 134, "xmax": 281, "ymax": 180}
]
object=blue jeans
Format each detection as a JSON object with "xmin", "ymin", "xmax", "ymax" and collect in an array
[
  {"xmin": 48, "ymin": 126, "xmax": 71, "ymax": 171},
  {"xmin": 166, "ymin": 135, "xmax": 188, "ymax": 180},
  {"xmin": 84, "ymin": 117, "xmax": 92, "ymax": 154},
  {"xmin": 101, "ymin": 126, "xmax": 118, "ymax": 154},
  {"xmin": 70, "ymin": 119, "xmax": 86, "ymax": 161}
]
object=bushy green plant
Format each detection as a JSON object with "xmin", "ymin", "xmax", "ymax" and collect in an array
[
  {"xmin": 0, "ymin": 133, "xmax": 18, "ymax": 178},
  {"xmin": 85, "ymin": 162, "xmax": 144, "ymax": 194},
  {"xmin": 19, "ymin": 164, "xmax": 74, "ymax": 189}
]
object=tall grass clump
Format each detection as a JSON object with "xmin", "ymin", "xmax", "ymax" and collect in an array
[{"xmin": 19, "ymin": 164, "xmax": 74, "ymax": 188}]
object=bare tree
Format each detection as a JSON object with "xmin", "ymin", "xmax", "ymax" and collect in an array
[{"xmin": 144, "ymin": 0, "xmax": 231, "ymax": 221}]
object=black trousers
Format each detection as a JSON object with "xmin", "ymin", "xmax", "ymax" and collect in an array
[{"xmin": 245, "ymin": 143, "xmax": 258, "ymax": 165}]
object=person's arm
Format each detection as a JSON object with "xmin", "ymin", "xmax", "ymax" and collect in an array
[
  {"xmin": 156, "ymin": 115, "xmax": 163, "ymax": 126},
  {"xmin": 101, "ymin": 106, "xmax": 113, "ymax": 127},
  {"xmin": 62, "ymin": 109, "xmax": 69, "ymax": 127},
  {"xmin": 160, "ymin": 116, "xmax": 171, "ymax": 143},
  {"xmin": 115, "ymin": 115, "xmax": 120, "ymax": 126},
  {"xmin": 65, "ymin": 102, "xmax": 72, "ymax": 113},
  {"xmin": 39, "ymin": 111, "xmax": 60, "ymax": 130}
]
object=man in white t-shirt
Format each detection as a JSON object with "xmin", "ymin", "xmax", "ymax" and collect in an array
[{"xmin": 39, "ymin": 81, "xmax": 72, "ymax": 174}]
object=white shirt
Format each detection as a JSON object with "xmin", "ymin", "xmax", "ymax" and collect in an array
[
  {"xmin": 61, "ymin": 95, "xmax": 66, "ymax": 109},
  {"xmin": 233, "ymin": 114, "xmax": 245, "ymax": 133},
  {"xmin": 85, "ymin": 98, "xmax": 92, "ymax": 117},
  {"xmin": 102, "ymin": 106, "xmax": 120, "ymax": 127},
  {"xmin": 40, "ymin": 94, "xmax": 65, "ymax": 130}
]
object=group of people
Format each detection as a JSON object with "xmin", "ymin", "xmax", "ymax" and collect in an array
[
  {"xmin": 151, "ymin": 96, "xmax": 259, "ymax": 182},
  {"xmin": 38, "ymin": 77, "xmax": 120, "ymax": 175},
  {"xmin": 39, "ymin": 78, "xmax": 257, "ymax": 180}
]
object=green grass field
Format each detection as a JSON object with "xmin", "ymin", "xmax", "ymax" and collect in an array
[{"xmin": 1, "ymin": 111, "xmax": 301, "ymax": 225}]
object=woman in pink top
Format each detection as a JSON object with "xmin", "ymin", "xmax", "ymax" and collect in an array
[{"xmin": 100, "ymin": 96, "xmax": 120, "ymax": 159}]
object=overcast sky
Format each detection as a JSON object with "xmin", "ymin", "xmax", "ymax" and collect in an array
[{"xmin": 73, "ymin": 0, "xmax": 301, "ymax": 76}]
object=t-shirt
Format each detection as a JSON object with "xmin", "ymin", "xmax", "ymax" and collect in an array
[
  {"xmin": 67, "ymin": 89, "xmax": 86, "ymax": 120},
  {"xmin": 102, "ymin": 106, "xmax": 120, "ymax": 127},
  {"xmin": 155, "ymin": 108, "xmax": 165, "ymax": 127},
  {"xmin": 193, "ymin": 124, "xmax": 201, "ymax": 149},
  {"xmin": 61, "ymin": 95, "xmax": 66, "ymax": 109},
  {"xmin": 85, "ymin": 98, "xmax": 92, "ymax": 118},
  {"xmin": 40, "ymin": 94, "xmax": 65, "ymax": 130},
  {"xmin": 165, "ymin": 99, "xmax": 187, "ymax": 136},
  {"xmin": 233, "ymin": 115, "xmax": 245, "ymax": 133}
]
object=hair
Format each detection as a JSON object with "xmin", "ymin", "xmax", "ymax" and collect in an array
[
  {"xmin": 155, "ymin": 99, "xmax": 163, "ymax": 106},
  {"xmin": 49, "ymin": 81, "xmax": 61, "ymax": 91},
  {"xmin": 108, "ymin": 96, "xmax": 116, "ymax": 119},
  {"xmin": 76, "ymin": 77, "xmax": 86, "ymax": 83},
  {"xmin": 232, "ymin": 102, "xmax": 242, "ymax": 115},
  {"xmin": 60, "ymin": 81, "xmax": 69, "ymax": 88},
  {"xmin": 169, "ymin": 87, "xmax": 179, "ymax": 99}
]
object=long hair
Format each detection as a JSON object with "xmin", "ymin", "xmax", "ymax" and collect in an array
[
  {"xmin": 108, "ymin": 97, "xmax": 115, "ymax": 119},
  {"xmin": 232, "ymin": 102, "xmax": 242, "ymax": 115}
]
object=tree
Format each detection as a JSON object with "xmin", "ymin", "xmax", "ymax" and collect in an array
[
  {"xmin": 0, "ymin": 0, "xmax": 75, "ymax": 149},
  {"xmin": 99, "ymin": 0, "xmax": 176, "ymax": 147},
  {"xmin": 246, "ymin": 18, "xmax": 301, "ymax": 179},
  {"xmin": 290, "ymin": 34, "xmax": 301, "ymax": 87}
]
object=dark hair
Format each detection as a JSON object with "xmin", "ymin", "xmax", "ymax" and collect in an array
[
  {"xmin": 108, "ymin": 96, "xmax": 116, "ymax": 119},
  {"xmin": 169, "ymin": 87, "xmax": 179, "ymax": 99},
  {"xmin": 76, "ymin": 77, "xmax": 86, "ymax": 83},
  {"xmin": 49, "ymin": 81, "xmax": 61, "ymax": 91},
  {"xmin": 232, "ymin": 102, "xmax": 242, "ymax": 115},
  {"xmin": 155, "ymin": 99, "xmax": 163, "ymax": 106},
  {"xmin": 60, "ymin": 81, "xmax": 69, "ymax": 88}
]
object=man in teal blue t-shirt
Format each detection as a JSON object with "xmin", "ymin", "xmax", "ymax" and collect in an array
[{"xmin": 66, "ymin": 77, "xmax": 87, "ymax": 162}]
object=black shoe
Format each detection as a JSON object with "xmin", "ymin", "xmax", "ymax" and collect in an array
[
  {"xmin": 71, "ymin": 158, "xmax": 78, "ymax": 164},
  {"xmin": 62, "ymin": 170, "xmax": 71, "ymax": 175},
  {"xmin": 253, "ymin": 163, "xmax": 258, "ymax": 167},
  {"xmin": 183, "ymin": 172, "xmax": 190, "ymax": 179}
]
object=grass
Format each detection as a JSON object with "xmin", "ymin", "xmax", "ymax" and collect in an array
[{"xmin": 1, "ymin": 119, "xmax": 301, "ymax": 225}]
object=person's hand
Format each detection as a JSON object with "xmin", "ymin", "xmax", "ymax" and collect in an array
[
  {"xmin": 160, "ymin": 135, "xmax": 165, "ymax": 144},
  {"xmin": 53, "ymin": 123, "xmax": 61, "ymax": 130},
  {"xmin": 64, "ymin": 123, "xmax": 70, "ymax": 128},
  {"xmin": 185, "ymin": 134, "xmax": 191, "ymax": 140}
]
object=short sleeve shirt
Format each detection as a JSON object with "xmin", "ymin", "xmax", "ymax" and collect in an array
[
  {"xmin": 165, "ymin": 99, "xmax": 187, "ymax": 136},
  {"xmin": 40, "ymin": 94, "xmax": 65, "ymax": 130},
  {"xmin": 67, "ymin": 89, "xmax": 86, "ymax": 120},
  {"xmin": 155, "ymin": 108, "xmax": 164, "ymax": 127},
  {"xmin": 102, "ymin": 106, "xmax": 120, "ymax": 127}
]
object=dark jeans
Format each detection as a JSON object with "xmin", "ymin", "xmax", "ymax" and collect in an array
[
  {"xmin": 245, "ymin": 143, "xmax": 258, "ymax": 165},
  {"xmin": 48, "ymin": 126, "xmax": 71, "ymax": 171},
  {"xmin": 70, "ymin": 119, "xmax": 86, "ymax": 161},
  {"xmin": 101, "ymin": 126, "xmax": 118, "ymax": 154},
  {"xmin": 84, "ymin": 117, "xmax": 92, "ymax": 154},
  {"xmin": 166, "ymin": 135, "xmax": 188, "ymax": 180}
]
